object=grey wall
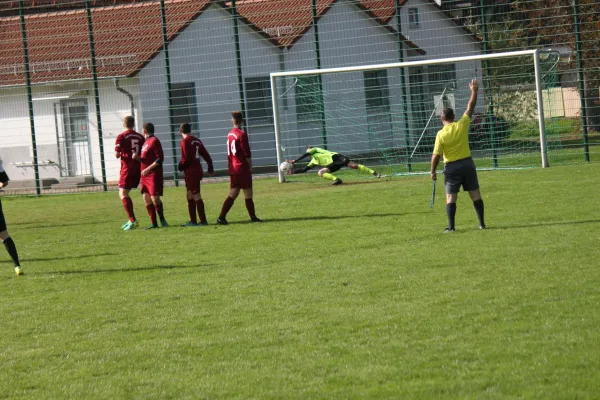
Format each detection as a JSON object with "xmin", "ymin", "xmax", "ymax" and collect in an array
[
  {"xmin": 139, "ymin": 5, "xmax": 242, "ymax": 173},
  {"xmin": 0, "ymin": 78, "xmax": 139, "ymax": 183}
]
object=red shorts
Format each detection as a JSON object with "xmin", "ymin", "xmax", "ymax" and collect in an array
[
  {"xmin": 185, "ymin": 174, "xmax": 202, "ymax": 195},
  {"xmin": 119, "ymin": 172, "xmax": 140, "ymax": 190},
  {"xmin": 140, "ymin": 174, "xmax": 163, "ymax": 196},
  {"xmin": 230, "ymin": 172, "xmax": 252, "ymax": 189}
]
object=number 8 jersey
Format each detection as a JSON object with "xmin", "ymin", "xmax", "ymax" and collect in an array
[{"xmin": 227, "ymin": 127, "xmax": 251, "ymax": 175}]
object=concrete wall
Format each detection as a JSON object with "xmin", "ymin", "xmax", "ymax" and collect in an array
[
  {"xmin": 0, "ymin": 78, "xmax": 139, "ymax": 184},
  {"xmin": 400, "ymin": 0, "xmax": 484, "ymax": 116},
  {"xmin": 139, "ymin": 5, "xmax": 243, "ymax": 173},
  {"xmin": 139, "ymin": 1, "xmax": 421, "ymax": 167},
  {"xmin": 318, "ymin": 0, "xmax": 406, "ymax": 155},
  {"xmin": 278, "ymin": 0, "xmax": 414, "ymax": 160},
  {"xmin": 280, "ymin": 30, "xmax": 320, "ymax": 159},
  {"xmin": 238, "ymin": 12, "xmax": 283, "ymax": 169}
]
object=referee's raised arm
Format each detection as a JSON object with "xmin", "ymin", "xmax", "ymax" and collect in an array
[
  {"xmin": 465, "ymin": 79, "xmax": 479, "ymax": 119},
  {"xmin": 430, "ymin": 79, "xmax": 486, "ymax": 232}
]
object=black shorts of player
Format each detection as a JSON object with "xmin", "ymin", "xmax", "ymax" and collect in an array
[
  {"xmin": 0, "ymin": 200, "xmax": 6, "ymax": 232},
  {"xmin": 324, "ymin": 154, "xmax": 350, "ymax": 173},
  {"xmin": 443, "ymin": 157, "xmax": 480, "ymax": 194}
]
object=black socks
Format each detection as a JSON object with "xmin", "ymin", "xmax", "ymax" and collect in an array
[
  {"xmin": 473, "ymin": 199, "xmax": 485, "ymax": 227},
  {"xmin": 3, "ymin": 237, "xmax": 20, "ymax": 267},
  {"xmin": 446, "ymin": 203, "xmax": 456, "ymax": 231}
]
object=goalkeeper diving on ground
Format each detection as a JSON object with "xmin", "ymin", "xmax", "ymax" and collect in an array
[{"xmin": 286, "ymin": 147, "xmax": 381, "ymax": 185}]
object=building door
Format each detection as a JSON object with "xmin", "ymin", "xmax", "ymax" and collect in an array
[{"xmin": 56, "ymin": 100, "xmax": 92, "ymax": 177}]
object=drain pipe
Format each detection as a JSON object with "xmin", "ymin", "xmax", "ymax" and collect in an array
[{"xmin": 115, "ymin": 79, "xmax": 135, "ymax": 118}]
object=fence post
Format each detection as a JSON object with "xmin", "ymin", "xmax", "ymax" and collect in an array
[
  {"xmin": 572, "ymin": 0, "xmax": 590, "ymax": 162},
  {"xmin": 18, "ymin": 0, "xmax": 40, "ymax": 196},
  {"xmin": 160, "ymin": 0, "xmax": 178, "ymax": 186},
  {"xmin": 311, "ymin": 0, "xmax": 328, "ymax": 149},
  {"xmin": 86, "ymin": 0, "xmax": 107, "ymax": 191},
  {"xmin": 395, "ymin": 0, "xmax": 412, "ymax": 172},
  {"xmin": 231, "ymin": 0, "xmax": 248, "ymax": 132}
]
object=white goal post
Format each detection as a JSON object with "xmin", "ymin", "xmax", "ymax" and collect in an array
[{"xmin": 270, "ymin": 49, "xmax": 549, "ymax": 183}]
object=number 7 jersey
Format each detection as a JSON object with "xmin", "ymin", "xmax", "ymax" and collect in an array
[
  {"xmin": 227, "ymin": 127, "xmax": 251, "ymax": 175},
  {"xmin": 179, "ymin": 135, "xmax": 214, "ymax": 177}
]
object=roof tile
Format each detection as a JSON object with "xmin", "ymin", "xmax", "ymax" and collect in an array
[
  {"xmin": 0, "ymin": 0, "xmax": 209, "ymax": 86},
  {"xmin": 0, "ymin": 0, "xmax": 421, "ymax": 87}
]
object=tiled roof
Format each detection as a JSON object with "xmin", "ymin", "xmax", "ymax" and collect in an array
[
  {"xmin": 231, "ymin": 0, "xmax": 331, "ymax": 48},
  {"xmin": 232, "ymin": 0, "xmax": 415, "ymax": 49},
  {"xmin": 0, "ymin": 0, "xmax": 423, "ymax": 87},
  {"xmin": 0, "ymin": 1, "xmax": 143, "ymax": 15},
  {"xmin": 0, "ymin": 0, "xmax": 210, "ymax": 86},
  {"xmin": 359, "ymin": 0, "xmax": 397, "ymax": 22}
]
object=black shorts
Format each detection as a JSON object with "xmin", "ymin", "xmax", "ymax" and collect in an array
[
  {"xmin": 444, "ymin": 157, "xmax": 480, "ymax": 194},
  {"xmin": 0, "ymin": 200, "xmax": 6, "ymax": 232},
  {"xmin": 325, "ymin": 154, "xmax": 350, "ymax": 173}
]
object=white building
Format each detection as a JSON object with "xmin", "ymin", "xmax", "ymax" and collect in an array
[{"xmin": 0, "ymin": 0, "xmax": 483, "ymax": 189}]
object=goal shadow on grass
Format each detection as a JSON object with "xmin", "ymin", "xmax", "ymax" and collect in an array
[
  {"xmin": 283, "ymin": 179, "xmax": 388, "ymax": 186},
  {"xmin": 41, "ymin": 263, "xmax": 216, "ymax": 276},
  {"xmin": 0, "ymin": 253, "xmax": 118, "ymax": 264},
  {"xmin": 490, "ymin": 219, "xmax": 600, "ymax": 230},
  {"xmin": 233, "ymin": 211, "xmax": 427, "ymax": 224},
  {"xmin": 11, "ymin": 220, "xmax": 110, "ymax": 229}
]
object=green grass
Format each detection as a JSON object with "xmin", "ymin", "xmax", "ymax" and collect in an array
[
  {"xmin": 1, "ymin": 164, "xmax": 599, "ymax": 399},
  {"xmin": 379, "ymin": 145, "xmax": 599, "ymax": 176},
  {"xmin": 509, "ymin": 118, "xmax": 580, "ymax": 140}
]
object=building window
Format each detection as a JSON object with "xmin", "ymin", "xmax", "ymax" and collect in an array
[
  {"xmin": 245, "ymin": 77, "xmax": 273, "ymax": 124},
  {"xmin": 170, "ymin": 83, "xmax": 199, "ymax": 132},
  {"xmin": 408, "ymin": 8, "xmax": 420, "ymax": 28},
  {"xmin": 295, "ymin": 75, "xmax": 322, "ymax": 123}
]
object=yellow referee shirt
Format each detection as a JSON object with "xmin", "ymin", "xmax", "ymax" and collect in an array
[{"xmin": 433, "ymin": 114, "xmax": 472, "ymax": 163}]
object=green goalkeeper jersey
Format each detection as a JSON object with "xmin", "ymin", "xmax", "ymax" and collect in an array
[{"xmin": 306, "ymin": 147, "xmax": 337, "ymax": 167}]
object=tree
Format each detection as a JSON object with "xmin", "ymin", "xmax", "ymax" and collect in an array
[
  {"xmin": 511, "ymin": 0, "xmax": 600, "ymax": 131},
  {"xmin": 456, "ymin": 0, "xmax": 600, "ymax": 131}
]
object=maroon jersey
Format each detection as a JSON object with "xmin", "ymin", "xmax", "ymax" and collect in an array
[
  {"xmin": 140, "ymin": 136, "xmax": 164, "ymax": 172},
  {"xmin": 115, "ymin": 129, "xmax": 145, "ymax": 177},
  {"xmin": 178, "ymin": 135, "xmax": 213, "ymax": 177},
  {"xmin": 227, "ymin": 127, "xmax": 251, "ymax": 175}
]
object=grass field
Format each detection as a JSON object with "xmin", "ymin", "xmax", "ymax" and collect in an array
[{"xmin": 1, "ymin": 164, "xmax": 599, "ymax": 399}]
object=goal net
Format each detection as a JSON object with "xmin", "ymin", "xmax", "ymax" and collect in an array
[{"xmin": 271, "ymin": 50, "xmax": 560, "ymax": 182}]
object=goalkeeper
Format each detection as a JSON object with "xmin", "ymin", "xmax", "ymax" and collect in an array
[{"xmin": 287, "ymin": 147, "xmax": 380, "ymax": 185}]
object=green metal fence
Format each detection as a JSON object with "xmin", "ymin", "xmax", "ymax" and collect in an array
[{"xmin": 0, "ymin": 0, "xmax": 597, "ymax": 194}]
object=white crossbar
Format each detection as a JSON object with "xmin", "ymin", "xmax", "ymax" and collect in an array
[
  {"xmin": 271, "ymin": 50, "xmax": 537, "ymax": 78},
  {"xmin": 271, "ymin": 49, "xmax": 547, "ymax": 183}
]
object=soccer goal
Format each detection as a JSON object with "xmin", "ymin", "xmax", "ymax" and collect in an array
[{"xmin": 270, "ymin": 49, "xmax": 555, "ymax": 183}]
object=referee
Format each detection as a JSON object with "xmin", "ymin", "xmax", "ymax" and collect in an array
[
  {"xmin": 430, "ymin": 79, "xmax": 485, "ymax": 232},
  {"xmin": 0, "ymin": 165, "xmax": 23, "ymax": 275}
]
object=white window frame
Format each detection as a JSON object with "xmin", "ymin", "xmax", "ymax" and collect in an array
[{"xmin": 408, "ymin": 8, "xmax": 420, "ymax": 28}]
